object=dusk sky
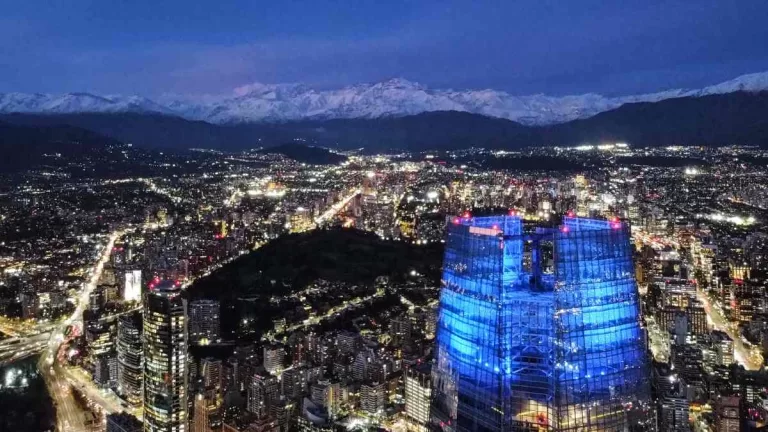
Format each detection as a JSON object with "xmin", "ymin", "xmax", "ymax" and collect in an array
[{"xmin": 3, "ymin": 0, "xmax": 768, "ymax": 97}]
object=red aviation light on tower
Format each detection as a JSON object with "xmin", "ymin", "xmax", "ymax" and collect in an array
[
  {"xmin": 462, "ymin": 211, "xmax": 471, "ymax": 219},
  {"xmin": 567, "ymin": 210, "xmax": 575, "ymax": 217},
  {"xmin": 561, "ymin": 226, "xmax": 570, "ymax": 233},
  {"xmin": 610, "ymin": 216, "xmax": 621, "ymax": 229},
  {"xmin": 509, "ymin": 209, "xmax": 518, "ymax": 217},
  {"xmin": 453, "ymin": 217, "xmax": 461, "ymax": 225}
]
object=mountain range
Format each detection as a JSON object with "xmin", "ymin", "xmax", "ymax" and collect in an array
[
  {"xmin": 3, "ymin": 72, "xmax": 768, "ymax": 125},
  {"xmin": 4, "ymin": 90, "xmax": 768, "ymax": 152}
]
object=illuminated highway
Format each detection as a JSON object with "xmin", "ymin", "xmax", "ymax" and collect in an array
[
  {"xmin": 0, "ymin": 333, "xmax": 51, "ymax": 365},
  {"xmin": 39, "ymin": 229, "xmax": 124, "ymax": 432},
  {"xmin": 696, "ymin": 288, "xmax": 763, "ymax": 370},
  {"xmin": 314, "ymin": 189, "xmax": 361, "ymax": 225},
  {"xmin": 0, "ymin": 318, "xmax": 56, "ymax": 366}
]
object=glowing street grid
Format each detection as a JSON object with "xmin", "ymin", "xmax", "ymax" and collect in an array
[{"xmin": 432, "ymin": 215, "xmax": 653, "ymax": 432}]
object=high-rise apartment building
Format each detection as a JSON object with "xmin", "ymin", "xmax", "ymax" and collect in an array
[
  {"xmin": 143, "ymin": 280, "xmax": 189, "ymax": 432},
  {"xmin": 360, "ymin": 382, "xmax": 385, "ymax": 414},
  {"xmin": 687, "ymin": 302, "xmax": 708, "ymax": 335},
  {"xmin": 352, "ymin": 351, "xmax": 372, "ymax": 381},
  {"xmin": 282, "ymin": 366, "xmax": 322, "ymax": 400},
  {"xmin": 118, "ymin": 311, "xmax": 143, "ymax": 406},
  {"xmin": 192, "ymin": 390, "xmax": 221, "ymax": 432},
  {"xmin": 248, "ymin": 373, "xmax": 280, "ymax": 418},
  {"xmin": 193, "ymin": 393, "xmax": 211, "ymax": 432},
  {"xmin": 310, "ymin": 380, "xmax": 342, "ymax": 419},
  {"xmin": 715, "ymin": 396, "xmax": 741, "ymax": 432},
  {"xmin": 336, "ymin": 331, "xmax": 359, "ymax": 356},
  {"xmin": 390, "ymin": 315, "xmax": 412, "ymax": 346},
  {"xmin": 263, "ymin": 344, "xmax": 286, "ymax": 375},
  {"xmin": 659, "ymin": 379, "xmax": 690, "ymax": 432},
  {"xmin": 200, "ymin": 357, "xmax": 223, "ymax": 391},
  {"xmin": 432, "ymin": 215, "xmax": 652, "ymax": 432},
  {"xmin": 188, "ymin": 300, "xmax": 220, "ymax": 345},
  {"xmin": 712, "ymin": 331, "xmax": 735, "ymax": 366},
  {"xmin": 405, "ymin": 364, "xmax": 432, "ymax": 432},
  {"xmin": 87, "ymin": 322, "xmax": 116, "ymax": 355},
  {"xmin": 94, "ymin": 353, "xmax": 119, "ymax": 389}
]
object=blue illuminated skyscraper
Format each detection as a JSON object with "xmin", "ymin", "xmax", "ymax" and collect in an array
[{"xmin": 432, "ymin": 215, "xmax": 653, "ymax": 432}]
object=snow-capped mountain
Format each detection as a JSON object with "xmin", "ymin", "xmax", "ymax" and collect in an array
[
  {"xmin": 0, "ymin": 92, "xmax": 175, "ymax": 116},
  {"xmin": 2, "ymin": 72, "xmax": 768, "ymax": 125}
]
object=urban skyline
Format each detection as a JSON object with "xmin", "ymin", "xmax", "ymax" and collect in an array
[
  {"xmin": 2, "ymin": 143, "xmax": 768, "ymax": 432},
  {"xmin": 3, "ymin": 2, "xmax": 768, "ymax": 432}
]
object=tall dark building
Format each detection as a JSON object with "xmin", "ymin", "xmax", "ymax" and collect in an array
[
  {"xmin": 432, "ymin": 215, "xmax": 653, "ymax": 432},
  {"xmin": 715, "ymin": 396, "xmax": 741, "ymax": 432},
  {"xmin": 143, "ymin": 280, "xmax": 189, "ymax": 432},
  {"xmin": 118, "ymin": 311, "xmax": 143, "ymax": 406},
  {"xmin": 188, "ymin": 299, "xmax": 221, "ymax": 345}
]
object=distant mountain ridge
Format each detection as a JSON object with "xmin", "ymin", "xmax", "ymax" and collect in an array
[
  {"xmin": 4, "ymin": 91, "xmax": 768, "ymax": 151},
  {"xmin": 2, "ymin": 72, "xmax": 768, "ymax": 125}
]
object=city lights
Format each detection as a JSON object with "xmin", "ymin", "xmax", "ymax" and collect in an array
[{"xmin": 0, "ymin": 137, "xmax": 767, "ymax": 432}]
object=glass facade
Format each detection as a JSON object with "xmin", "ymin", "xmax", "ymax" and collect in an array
[
  {"xmin": 432, "ymin": 215, "xmax": 652, "ymax": 432},
  {"xmin": 117, "ymin": 310, "xmax": 144, "ymax": 406},
  {"xmin": 143, "ymin": 280, "xmax": 189, "ymax": 432}
]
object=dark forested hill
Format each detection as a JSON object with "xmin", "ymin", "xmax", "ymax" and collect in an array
[
  {"xmin": 0, "ymin": 121, "xmax": 119, "ymax": 173},
  {"xmin": 534, "ymin": 91, "xmax": 768, "ymax": 148},
  {"xmin": 257, "ymin": 143, "xmax": 348, "ymax": 165},
  {"xmin": 187, "ymin": 227, "xmax": 443, "ymax": 301},
  {"xmin": 185, "ymin": 228, "xmax": 443, "ymax": 340}
]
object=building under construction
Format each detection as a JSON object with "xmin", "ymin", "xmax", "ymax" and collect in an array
[{"xmin": 431, "ymin": 215, "xmax": 653, "ymax": 432}]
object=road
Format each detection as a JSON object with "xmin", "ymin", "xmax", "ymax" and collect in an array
[
  {"xmin": 696, "ymin": 288, "xmax": 763, "ymax": 370},
  {"xmin": 39, "ymin": 229, "xmax": 124, "ymax": 432},
  {"xmin": 0, "ymin": 333, "xmax": 51, "ymax": 366},
  {"xmin": 64, "ymin": 365, "xmax": 137, "ymax": 417},
  {"xmin": 0, "ymin": 318, "xmax": 55, "ymax": 366},
  {"xmin": 265, "ymin": 288, "xmax": 385, "ymax": 341},
  {"xmin": 314, "ymin": 189, "xmax": 361, "ymax": 225}
]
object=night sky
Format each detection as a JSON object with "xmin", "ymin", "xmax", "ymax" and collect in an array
[{"xmin": 3, "ymin": 0, "xmax": 768, "ymax": 97}]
